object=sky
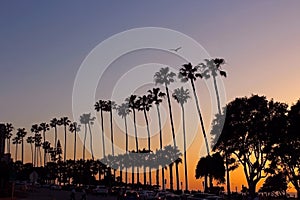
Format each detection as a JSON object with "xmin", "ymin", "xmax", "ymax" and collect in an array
[{"xmin": 1, "ymin": 0, "xmax": 300, "ymax": 192}]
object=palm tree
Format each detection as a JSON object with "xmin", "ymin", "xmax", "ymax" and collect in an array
[
  {"xmin": 5, "ymin": 123, "xmax": 14, "ymax": 154},
  {"xmin": 198, "ymin": 58, "xmax": 227, "ymax": 115},
  {"xmin": 42, "ymin": 141, "xmax": 51, "ymax": 164},
  {"xmin": 12, "ymin": 135, "xmax": 21, "ymax": 161},
  {"xmin": 178, "ymin": 63, "xmax": 210, "ymax": 155},
  {"xmin": 137, "ymin": 95, "xmax": 153, "ymax": 185},
  {"xmin": 69, "ymin": 122, "xmax": 81, "ymax": 162},
  {"xmin": 31, "ymin": 124, "xmax": 40, "ymax": 166},
  {"xmin": 26, "ymin": 136, "xmax": 35, "ymax": 164},
  {"xmin": 39, "ymin": 122, "xmax": 50, "ymax": 166},
  {"xmin": 117, "ymin": 102, "xmax": 131, "ymax": 185},
  {"xmin": 103, "ymin": 100, "xmax": 117, "ymax": 156},
  {"xmin": 16, "ymin": 128, "xmax": 27, "ymax": 164},
  {"xmin": 154, "ymin": 67, "xmax": 177, "ymax": 147},
  {"xmin": 50, "ymin": 118, "xmax": 60, "ymax": 150},
  {"xmin": 125, "ymin": 95, "xmax": 140, "ymax": 183},
  {"xmin": 173, "ymin": 87, "xmax": 190, "ymax": 191},
  {"xmin": 94, "ymin": 100, "xmax": 107, "ymax": 158},
  {"xmin": 80, "ymin": 113, "xmax": 95, "ymax": 160},
  {"xmin": 59, "ymin": 117, "xmax": 71, "ymax": 162},
  {"xmin": 148, "ymin": 87, "xmax": 166, "ymax": 188},
  {"xmin": 34, "ymin": 133, "xmax": 43, "ymax": 167}
]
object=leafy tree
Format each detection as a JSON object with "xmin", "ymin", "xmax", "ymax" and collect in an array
[
  {"xmin": 212, "ymin": 95, "xmax": 288, "ymax": 198},
  {"xmin": 259, "ymin": 172, "xmax": 288, "ymax": 198}
]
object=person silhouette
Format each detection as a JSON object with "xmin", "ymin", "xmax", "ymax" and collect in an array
[
  {"xmin": 70, "ymin": 188, "xmax": 76, "ymax": 200},
  {"xmin": 81, "ymin": 189, "xmax": 87, "ymax": 200}
]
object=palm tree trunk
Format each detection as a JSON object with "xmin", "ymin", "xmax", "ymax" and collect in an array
[
  {"xmin": 21, "ymin": 138, "xmax": 24, "ymax": 164},
  {"xmin": 30, "ymin": 143, "xmax": 34, "ymax": 165},
  {"xmin": 162, "ymin": 167, "xmax": 165, "ymax": 190},
  {"xmin": 43, "ymin": 131, "xmax": 46, "ymax": 166},
  {"xmin": 15, "ymin": 143, "xmax": 18, "ymax": 161},
  {"xmin": 110, "ymin": 109, "xmax": 115, "ymax": 156},
  {"xmin": 88, "ymin": 123, "xmax": 94, "ymax": 160},
  {"xmin": 34, "ymin": 146, "xmax": 36, "ymax": 167},
  {"xmin": 64, "ymin": 126, "xmax": 67, "ymax": 162},
  {"xmin": 143, "ymin": 108, "xmax": 152, "ymax": 186},
  {"xmin": 169, "ymin": 164, "xmax": 174, "ymax": 191},
  {"xmin": 54, "ymin": 126, "xmax": 57, "ymax": 150},
  {"xmin": 190, "ymin": 80, "xmax": 210, "ymax": 155},
  {"xmin": 156, "ymin": 104, "xmax": 163, "ymax": 189},
  {"xmin": 101, "ymin": 109, "xmax": 106, "ymax": 158},
  {"xmin": 165, "ymin": 85, "xmax": 176, "ymax": 147},
  {"xmin": 39, "ymin": 147, "xmax": 42, "ymax": 166},
  {"xmin": 83, "ymin": 124, "xmax": 87, "ymax": 161},
  {"xmin": 212, "ymin": 75, "xmax": 222, "ymax": 115},
  {"xmin": 225, "ymin": 152, "xmax": 231, "ymax": 198},
  {"xmin": 175, "ymin": 162, "xmax": 180, "ymax": 191},
  {"xmin": 132, "ymin": 109, "xmax": 140, "ymax": 184},
  {"xmin": 124, "ymin": 116, "xmax": 128, "ymax": 186},
  {"xmin": 74, "ymin": 130, "xmax": 77, "ymax": 162},
  {"xmin": 181, "ymin": 105, "xmax": 188, "ymax": 191}
]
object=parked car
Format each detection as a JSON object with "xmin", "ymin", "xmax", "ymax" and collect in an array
[
  {"xmin": 92, "ymin": 185, "xmax": 108, "ymax": 196},
  {"xmin": 123, "ymin": 190, "xmax": 140, "ymax": 200},
  {"xmin": 187, "ymin": 193, "xmax": 223, "ymax": 200}
]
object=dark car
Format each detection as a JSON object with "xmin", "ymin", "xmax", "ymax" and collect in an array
[{"xmin": 123, "ymin": 190, "xmax": 140, "ymax": 200}]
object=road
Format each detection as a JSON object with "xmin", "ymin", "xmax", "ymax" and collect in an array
[{"xmin": 17, "ymin": 188, "xmax": 117, "ymax": 200}]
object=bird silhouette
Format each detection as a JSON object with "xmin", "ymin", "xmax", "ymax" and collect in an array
[{"xmin": 169, "ymin": 46, "xmax": 182, "ymax": 52}]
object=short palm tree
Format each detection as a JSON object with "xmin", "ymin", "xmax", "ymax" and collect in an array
[
  {"xmin": 103, "ymin": 100, "xmax": 117, "ymax": 156},
  {"xmin": 12, "ymin": 135, "xmax": 21, "ymax": 162},
  {"xmin": 39, "ymin": 122, "xmax": 50, "ymax": 166},
  {"xmin": 26, "ymin": 136, "xmax": 35, "ymax": 164},
  {"xmin": 94, "ymin": 100, "xmax": 107, "ymax": 158},
  {"xmin": 16, "ymin": 128, "xmax": 27, "ymax": 164},
  {"xmin": 59, "ymin": 117, "xmax": 71, "ymax": 162},
  {"xmin": 50, "ymin": 118, "xmax": 60, "ymax": 150},
  {"xmin": 5, "ymin": 123, "xmax": 14, "ymax": 154},
  {"xmin": 69, "ymin": 122, "xmax": 81, "ymax": 162},
  {"xmin": 179, "ymin": 63, "xmax": 210, "ymax": 155},
  {"xmin": 173, "ymin": 86, "xmax": 190, "ymax": 191},
  {"xmin": 80, "ymin": 113, "xmax": 95, "ymax": 160}
]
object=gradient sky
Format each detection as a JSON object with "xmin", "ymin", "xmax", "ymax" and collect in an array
[{"xmin": 1, "ymin": 0, "xmax": 300, "ymax": 192}]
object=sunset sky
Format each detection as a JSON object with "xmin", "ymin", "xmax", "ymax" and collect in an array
[{"xmin": 1, "ymin": 1, "xmax": 300, "ymax": 192}]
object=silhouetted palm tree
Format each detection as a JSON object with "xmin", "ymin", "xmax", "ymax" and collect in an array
[
  {"xmin": 95, "ymin": 100, "xmax": 107, "ymax": 158},
  {"xmin": 59, "ymin": 117, "xmax": 71, "ymax": 162},
  {"xmin": 173, "ymin": 86, "xmax": 190, "ymax": 191},
  {"xmin": 34, "ymin": 133, "xmax": 43, "ymax": 167},
  {"xmin": 39, "ymin": 122, "xmax": 50, "ymax": 166},
  {"xmin": 69, "ymin": 122, "xmax": 81, "ymax": 162},
  {"xmin": 103, "ymin": 100, "xmax": 117, "ymax": 156},
  {"xmin": 179, "ymin": 63, "xmax": 210, "ymax": 155},
  {"xmin": 117, "ymin": 102, "xmax": 131, "ymax": 185},
  {"xmin": 31, "ymin": 124, "xmax": 40, "ymax": 166},
  {"xmin": 12, "ymin": 135, "xmax": 21, "ymax": 161},
  {"xmin": 4, "ymin": 123, "xmax": 13, "ymax": 154},
  {"xmin": 50, "ymin": 118, "xmax": 60, "ymax": 151},
  {"xmin": 26, "ymin": 136, "xmax": 34, "ymax": 164},
  {"xmin": 80, "ymin": 113, "xmax": 95, "ymax": 160},
  {"xmin": 42, "ymin": 141, "xmax": 51, "ymax": 164},
  {"xmin": 16, "ymin": 128, "xmax": 27, "ymax": 164},
  {"xmin": 126, "ymin": 95, "xmax": 140, "ymax": 183},
  {"xmin": 148, "ymin": 87, "xmax": 166, "ymax": 188},
  {"xmin": 154, "ymin": 67, "xmax": 177, "ymax": 147}
]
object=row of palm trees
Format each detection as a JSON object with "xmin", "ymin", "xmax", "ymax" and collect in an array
[{"xmin": 4, "ymin": 58, "xmax": 227, "ymax": 191}]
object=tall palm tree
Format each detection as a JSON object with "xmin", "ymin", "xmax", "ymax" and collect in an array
[
  {"xmin": 117, "ymin": 103, "xmax": 131, "ymax": 185},
  {"xmin": 50, "ymin": 118, "xmax": 60, "ymax": 151},
  {"xmin": 103, "ymin": 100, "xmax": 117, "ymax": 156},
  {"xmin": 173, "ymin": 87, "xmax": 190, "ymax": 191},
  {"xmin": 125, "ymin": 95, "xmax": 140, "ymax": 183},
  {"xmin": 16, "ymin": 128, "xmax": 27, "ymax": 164},
  {"xmin": 137, "ymin": 95, "xmax": 153, "ymax": 185},
  {"xmin": 69, "ymin": 122, "xmax": 81, "ymax": 162},
  {"xmin": 148, "ymin": 88, "xmax": 166, "ymax": 188},
  {"xmin": 80, "ymin": 113, "xmax": 95, "ymax": 160},
  {"xmin": 42, "ymin": 141, "xmax": 51, "ymax": 164},
  {"xmin": 34, "ymin": 133, "xmax": 43, "ymax": 167},
  {"xmin": 59, "ymin": 117, "xmax": 71, "ymax": 162},
  {"xmin": 154, "ymin": 67, "xmax": 177, "ymax": 147},
  {"xmin": 26, "ymin": 136, "xmax": 35, "ymax": 164},
  {"xmin": 31, "ymin": 124, "xmax": 40, "ymax": 167},
  {"xmin": 39, "ymin": 122, "xmax": 50, "ymax": 166},
  {"xmin": 5, "ymin": 123, "xmax": 14, "ymax": 154},
  {"xmin": 178, "ymin": 63, "xmax": 210, "ymax": 155},
  {"xmin": 94, "ymin": 100, "xmax": 107, "ymax": 158},
  {"xmin": 12, "ymin": 135, "xmax": 21, "ymax": 161},
  {"xmin": 198, "ymin": 58, "xmax": 227, "ymax": 114}
]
